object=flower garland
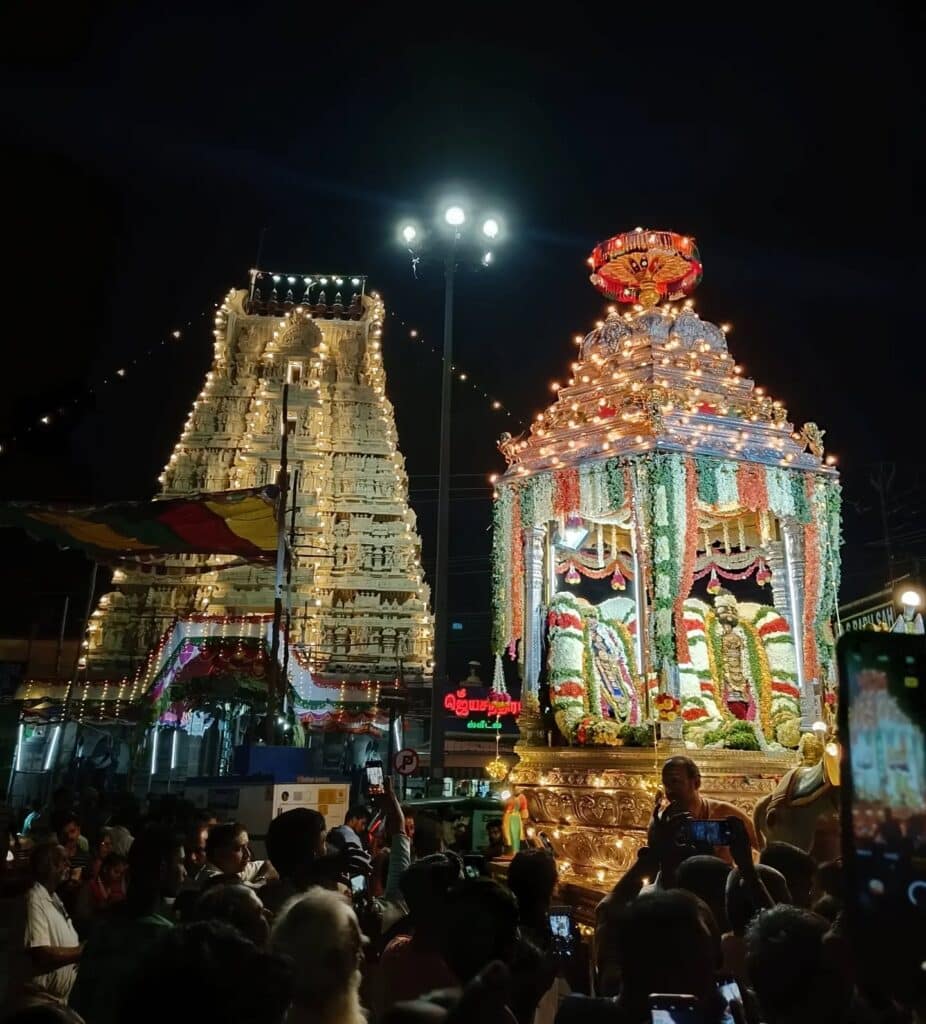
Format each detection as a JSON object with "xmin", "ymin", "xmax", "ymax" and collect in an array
[
  {"xmin": 553, "ymin": 468, "xmax": 581, "ymax": 517},
  {"xmin": 819, "ymin": 478, "xmax": 843, "ymax": 675},
  {"xmin": 674, "ymin": 456, "xmax": 699, "ymax": 664},
  {"xmin": 802, "ymin": 476, "xmax": 823, "ymax": 686},
  {"xmin": 546, "ymin": 592, "xmax": 589, "ymax": 739},
  {"xmin": 716, "ymin": 459, "xmax": 739, "ymax": 509},
  {"xmin": 649, "ymin": 454, "xmax": 679, "ymax": 665},
  {"xmin": 579, "ymin": 462, "xmax": 609, "ymax": 517},
  {"xmin": 519, "ymin": 478, "xmax": 535, "ymax": 529},
  {"xmin": 510, "ymin": 489, "xmax": 524, "ymax": 655},
  {"xmin": 556, "ymin": 555, "xmax": 635, "ymax": 580},
  {"xmin": 766, "ymin": 466, "xmax": 796, "ymax": 519},
  {"xmin": 605, "ymin": 458, "xmax": 625, "ymax": 510},
  {"xmin": 790, "ymin": 472, "xmax": 811, "ymax": 524},
  {"xmin": 693, "ymin": 560, "xmax": 760, "ymax": 582},
  {"xmin": 491, "ymin": 487, "xmax": 512, "ymax": 652},
  {"xmin": 737, "ymin": 462, "xmax": 768, "ymax": 511},
  {"xmin": 695, "ymin": 455, "xmax": 720, "ymax": 506}
]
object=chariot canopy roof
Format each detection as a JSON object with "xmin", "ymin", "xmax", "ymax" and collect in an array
[{"xmin": 498, "ymin": 229, "xmax": 832, "ymax": 479}]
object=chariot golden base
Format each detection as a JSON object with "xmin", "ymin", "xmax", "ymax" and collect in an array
[{"xmin": 510, "ymin": 743, "xmax": 795, "ymax": 923}]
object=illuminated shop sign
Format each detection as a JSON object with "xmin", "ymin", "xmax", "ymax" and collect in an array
[{"xmin": 443, "ymin": 689, "xmax": 521, "ymax": 719}]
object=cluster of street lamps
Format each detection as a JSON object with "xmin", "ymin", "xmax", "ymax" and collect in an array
[{"xmin": 397, "ymin": 199, "xmax": 505, "ymax": 781}]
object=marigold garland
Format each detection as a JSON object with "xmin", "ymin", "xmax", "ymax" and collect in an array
[
  {"xmin": 737, "ymin": 463, "xmax": 768, "ymax": 511},
  {"xmin": 553, "ymin": 468, "xmax": 581, "ymax": 517}
]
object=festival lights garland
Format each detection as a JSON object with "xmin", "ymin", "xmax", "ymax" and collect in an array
[
  {"xmin": 387, "ymin": 309, "xmax": 525, "ymax": 427},
  {"xmin": 0, "ymin": 311, "xmax": 215, "ymax": 456}
]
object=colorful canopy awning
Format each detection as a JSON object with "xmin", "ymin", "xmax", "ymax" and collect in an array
[{"xmin": 0, "ymin": 487, "xmax": 279, "ymax": 561}]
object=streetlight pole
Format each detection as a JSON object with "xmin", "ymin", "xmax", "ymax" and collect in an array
[
  {"xmin": 398, "ymin": 202, "xmax": 502, "ymax": 790},
  {"xmin": 430, "ymin": 247, "xmax": 456, "ymax": 782}
]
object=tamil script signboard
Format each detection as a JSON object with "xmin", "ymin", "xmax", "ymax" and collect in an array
[{"xmin": 443, "ymin": 685, "xmax": 521, "ymax": 736}]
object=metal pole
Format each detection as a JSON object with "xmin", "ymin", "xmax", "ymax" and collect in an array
[
  {"xmin": 55, "ymin": 595, "xmax": 70, "ymax": 678},
  {"xmin": 282, "ymin": 469, "xmax": 299, "ymax": 725},
  {"xmin": 429, "ymin": 250, "xmax": 455, "ymax": 782},
  {"xmin": 63, "ymin": 563, "xmax": 98, "ymax": 710},
  {"xmin": 266, "ymin": 383, "xmax": 290, "ymax": 743}
]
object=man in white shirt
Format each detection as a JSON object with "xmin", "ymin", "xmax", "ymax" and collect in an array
[{"xmin": 21, "ymin": 843, "xmax": 83, "ymax": 1001}]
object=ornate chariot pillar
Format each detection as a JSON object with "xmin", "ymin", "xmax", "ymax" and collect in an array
[{"xmin": 778, "ymin": 519, "xmax": 818, "ymax": 729}]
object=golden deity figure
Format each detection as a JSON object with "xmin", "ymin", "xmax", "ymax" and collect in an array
[{"xmin": 714, "ymin": 590, "xmax": 756, "ymax": 720}]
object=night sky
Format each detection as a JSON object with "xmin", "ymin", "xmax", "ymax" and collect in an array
[{"xmin": 0, "ymin": 5, "xmax": 921, "ymax": 677}]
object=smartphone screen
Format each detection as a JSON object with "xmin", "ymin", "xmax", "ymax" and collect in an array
[
  {"xmin": 717, "ymin": 978, "xmax": 741, "ymax": 1004},
  {"xmin": 649, "ymin": 994, "xmax": 701, "ymax": 1024},
  {"xmin": 463, "ymin": 854, "xmax": 485, "ymax": 879},
  {"xmin": 549, "ymin": 906, "xmax": 577, "ymax": 957},
  {"xmin": 838, "ymin": 633, "xmax": 926, "ymax": 986},
  {"xmin": 684, "ymin": 819, "xmax": 731, "ymax": 847},
  {"xmin": 365, "ymin": 764, "xmax": 384, "ymax": 792},
  {"xmin": 350, "ymin": 874, "xmax": 367, "ymax": 895},
  {"xmin": 717, "ymin": 977, "xmax": 741, "ymax": 1024}
]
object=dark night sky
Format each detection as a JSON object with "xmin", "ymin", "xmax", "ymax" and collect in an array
[{"xmin": 0, "ymin": 4, "xmax": 922, "ymax": 676}]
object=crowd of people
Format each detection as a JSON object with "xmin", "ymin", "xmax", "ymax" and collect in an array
[{"xmin": 0, "ymin": 756, "xmax": 920, "ymax": 1024}]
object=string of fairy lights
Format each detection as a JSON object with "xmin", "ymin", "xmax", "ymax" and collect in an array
[
  {"xmin": 386, "ymin": 309, "xmax": 526, "ymax": 428},
  {"xmin": 0, "ymin": 296, "xmax": 525, "ymax": 455},
  {"xmin": 0, "ymin": 308, "xmax": 220, "ymax": 456}
]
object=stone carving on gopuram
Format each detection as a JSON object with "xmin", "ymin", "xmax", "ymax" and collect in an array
[
  {"xmin": 491, "ymin": 230, "xmax": 842, "ymax": 913},
  {"xmin": 84, "ymin": 273, "xmax": 433, "ymax": 735}
]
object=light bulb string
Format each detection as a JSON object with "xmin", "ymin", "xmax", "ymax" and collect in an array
[
  {"xmin": 1, "ymin": 300, "xmax": 528, "ymax": 454},
  {"xmin": 387, "ymin": 310, "xmax": 527, "ymax": 428},
  {"xmin": 0, "ymin": 307, "xmax": 215, "ymax": 454}
]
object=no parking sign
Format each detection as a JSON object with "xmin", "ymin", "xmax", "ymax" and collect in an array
[{"xmin": 393, "ymin": 748, "xmax": 419, "ymax": 776}]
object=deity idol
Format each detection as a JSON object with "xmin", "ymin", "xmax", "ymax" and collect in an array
[
  {"xmin": 712, "ymin": 589, "xmax": 758, "ymax": 720},
  {"xmin": 586, "ymin": 607, "xmax": 639, "ymax": 726}
]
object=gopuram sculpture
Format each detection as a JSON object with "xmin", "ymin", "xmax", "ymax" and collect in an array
[
  {"xmin": 491, "ymin": 230, "xmax": 842, "ymax": 911},
  {"xmin": 84, "ymin": 274, "xmax": 433, "ymax": 735}
]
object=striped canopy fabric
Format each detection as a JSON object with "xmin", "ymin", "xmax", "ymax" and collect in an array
[{"xmin": 0, "ymin": 487, "xmax": 279, "ymax": 561}]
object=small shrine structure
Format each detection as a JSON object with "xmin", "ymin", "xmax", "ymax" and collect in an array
[{"xmin": 492, "ymin": 230, "xmax": 842, "ymax": 904}]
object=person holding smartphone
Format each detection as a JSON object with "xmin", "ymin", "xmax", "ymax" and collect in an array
[
  {"xmin": 327, "ymin": 804, "xmax": 374, "ymax": 890},
  {"xmin": 657, "ymin": 757, "xmax": 758, "ymax": 865}
]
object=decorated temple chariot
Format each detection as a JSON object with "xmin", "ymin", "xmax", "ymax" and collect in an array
[{"xmin": 492, "ymin": 230, "xmax": 842, "ymax": 900}]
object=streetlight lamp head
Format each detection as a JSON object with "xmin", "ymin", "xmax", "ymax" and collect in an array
[
  {"xmin": 482, "ymin": 217, "xmax": 500, "ymax": 239},
  {"xmin": 401, "ymin": 224, "xmax": 417, "ymax": 244},
  {"xmin": 444, "ymin": 205, "xmax": 466, "ymax": 227},
  {"xmin": 482, "ymin": 251, "xmax": 493, "ymax": 266},
  {"xmin": 900, "ymin": 589, "xmax": 922, "ymax": 609}
]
